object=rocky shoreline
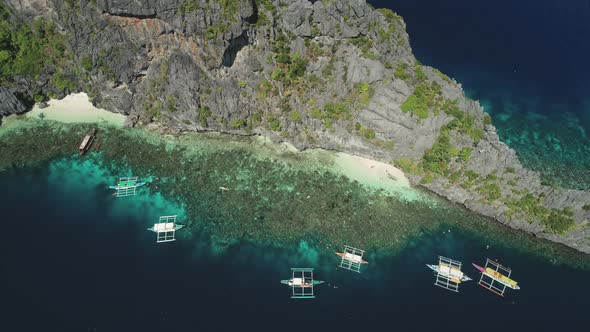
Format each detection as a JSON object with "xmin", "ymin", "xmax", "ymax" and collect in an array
[{"xmin": 1, "ymin": 0, "xmax": 589, "ymax": 254}]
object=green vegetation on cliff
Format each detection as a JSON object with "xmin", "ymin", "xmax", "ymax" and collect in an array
[
  {"xmin": 504, "ymin": 192, "xmax": 576, "ymax": 234},
  {"xmin": 271, "ymin": 32, "xmax": 309, "ymax": 86},
  {"xmin": 442, "ymin": 99, "xmax": 485, "ymax": 141},
  {"xmin": 421, "ymin": 128, "xmax": 454, "ymax": 175},
  {"xmin": 543, "ymin": 211, "xmax": 576, "ymax": 234},
  {"xmin": 394, "ymin": 62, "xmax": 409, "ymax": 80},
  {"xmin": 0, "ymin": 0, "xmax": 583, "ymax": 244},
  {"xmin": 0, "ymin": 5, "xmax": 69, "ymax": 89},
  {"xmin": 377, "ymin": 8, "xmax": 403, "ymax": 28},
  {"xmin": 400, "ymin": 81, "xmax": 442, "ymax": 119},
  {"xmin": 349, "ymin": 82, "xmax": 375, "ymax": 109},
  {"xmin": 395, "ymin": 157, "xmax": 422, "ymax": 175},
  {"xmin": 349, "ymin": 36, "xmax": 376, "ymax": 59}
]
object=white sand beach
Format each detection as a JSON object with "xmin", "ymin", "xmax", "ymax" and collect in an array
[
  {"xmin": 332, "ymin": 153, "xmax": 425, "ymax": 201},
  {"xmin": 14, "ymin": 97, "xmax": 425, "ymax": 201},
  {"xmin": 251, "ymin": 136, "xmax": 425, "ymax": 200},
  {"xmin": 333, "ymin": 152, "xmax": 409, "ymax": 187},
  {"xmin": 26, "ymin": 93, "xmax": 126, "ymax": 126}
]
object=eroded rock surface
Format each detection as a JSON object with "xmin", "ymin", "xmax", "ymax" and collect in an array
[{"xmin": 1, "ymin": 0, "xmax": 589, "ymax": 254}]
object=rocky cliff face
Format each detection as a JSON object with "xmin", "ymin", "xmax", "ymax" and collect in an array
[
  {"xmin": 2, "ymin": 0, "xmax": 590, "ymax": 253},
  {"xmin": 0, "ymin": 86, "xmax": 28, "ymax": 115}
]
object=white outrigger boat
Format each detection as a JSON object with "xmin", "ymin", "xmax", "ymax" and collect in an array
[
  {"xmin": 336, "ymin": 245, "xmax": 368, "ymax": 273},
  {"xmin": 148, "ymin": 215, "xmax": 184, "ymax": 243},
  {"xmin": 281, "ymin": 268, "xmax": 324, "ymax": 299},
  {"xmin": 427, "ymin": 256, "xmax": 471, "ymax": 292}
]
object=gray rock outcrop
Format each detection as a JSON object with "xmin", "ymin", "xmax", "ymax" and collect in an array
[
  {"xmin": 0, "ymin": 86, "xmax": 28, "ymax": 116},
  {"xmin": 1, "ymin": 0, "xmax": 589, "ymax": 254}
]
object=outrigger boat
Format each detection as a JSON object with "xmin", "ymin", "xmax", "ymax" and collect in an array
[
  {"xmin": 79, "ymin": 128, "xmax": 97, "ymax": 155},
  {"xmin": 281, "ymin": 268, "xmax": 324, "ymax": 298},
  {"xmin": 427, "ymin": 256, "xmax": 471, "ymax": 292},
  {"xmin": 473, "ymin": 259, "xmax": 520, "ymax": 296},
  {"xmin": 148, "ymin": 215, "xmax": 184, "ymax": 243},
  {"xmin": 109, "ymin": 176, "xmax": 146, "ymax": 197},
  {"xmin": 336, "ymin": 245, "xmax": 368, "ymax": 273}
]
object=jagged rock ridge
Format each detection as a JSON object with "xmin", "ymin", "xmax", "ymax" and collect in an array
[{"xmin": 1, "ymin": 0, "xmax": 589, "ymax": 253}]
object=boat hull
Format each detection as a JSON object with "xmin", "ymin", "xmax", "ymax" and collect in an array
[
  {"xmin": 109, "ymin": 181, "xmax": 146, "ymax": 190},
  {"xmin": 472, "ymin": 263, "xmax": 486, "ymax": 273},
  {"xmin": 426, "ymin": 264, "xmax": 471, "ymax": 282},
  {"xmin": 148, "ymin": 224, "xmax": 184, "ymax": 233},
  {"xmin": 79, "ymin": 129, "xmax": 97, "ymax": 155},
  {"xmin": 336, "ymin": 252, "xmax": 368, "ymax": 264},
  {"xmin": 281, "ymin": 279, "xmax": 324, "ymax": 287},
  {"xmin": 472, "ymin": 263, "xmax": 519, "ymax": 290}
]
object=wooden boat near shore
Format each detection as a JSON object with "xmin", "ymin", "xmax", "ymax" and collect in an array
[{"xmin": 78, "ymin": 128, "xmax": 97, "ymax": 155}]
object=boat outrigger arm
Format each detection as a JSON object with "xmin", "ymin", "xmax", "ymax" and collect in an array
[
  {"xmin": 110, "ymin": 176, "xmax": 146, "ymax": 197},
  {"xmin": 473, "ymin": 259, "xmax": 520, "ymax": 297}
]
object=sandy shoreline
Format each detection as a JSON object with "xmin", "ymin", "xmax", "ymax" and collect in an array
[
  {"xmin": 15, "ymin": 93, "xmax": 418, "ymax": 200},
  {"xmin": 334, "ymin": 152, "xmax": 409, "ymax": 187},
  {"xmin": 26, "ymin": 93, "xmax": 126, "ymax": 126},
  {"xmin": 332, "ymin": 152, "xmax": 426, "ymax": 201},
  {"xmin": 253, "ymin": 137, "xmax": 421, "ymax": 201}
]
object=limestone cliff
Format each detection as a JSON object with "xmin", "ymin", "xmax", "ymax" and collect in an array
[{"xmin": 1, "ymin": 0, "xmax": 589, "ymax": 253}]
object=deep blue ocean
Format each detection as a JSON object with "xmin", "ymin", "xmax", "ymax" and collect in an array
[
  {"xmin": 370, "ymin": 0, "xmax": 590, "ymax": 189},
  {"xmin": 1, "ymin": 157, "xmax": 589, "ymax": 332},
  {"xmin": 2, "ymin": 1, "xmax": 590, "ymax": 331}
]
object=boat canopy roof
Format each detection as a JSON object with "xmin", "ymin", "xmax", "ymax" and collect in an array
[
  {"xmin": 117, "ymin": 176, "xmax": 138, "ymax": 186},
  {"xmin": 153, "ymin": 222, "xmax": 176, "ymax": 232},
  {"xmin": 439, "ymin": 264, "xmax": 463, "ymax": 279},
  {"xmin": 112, "ymin": 176, "xmax": 140, "ymax": 197},
  {"xmin": 291, "ymin": 278, "xmax": 303, "ymax": 286}
]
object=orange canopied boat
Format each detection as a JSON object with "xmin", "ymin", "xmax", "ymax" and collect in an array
[{"xmin": 335, "ymin": 251, "xmax": 368, "ymax": 264}]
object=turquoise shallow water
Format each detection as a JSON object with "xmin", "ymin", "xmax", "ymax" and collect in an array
[
  {"xmin": 4, "ymin": 0, "xmax": 590, "ymax": 326},
  {"xmin": 459, "ymin": 73, "xmax": 590, "ymax": 189},
  {"xmin": 1, "ymin": 155, "xmax": 589, "ymax": 331}
]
